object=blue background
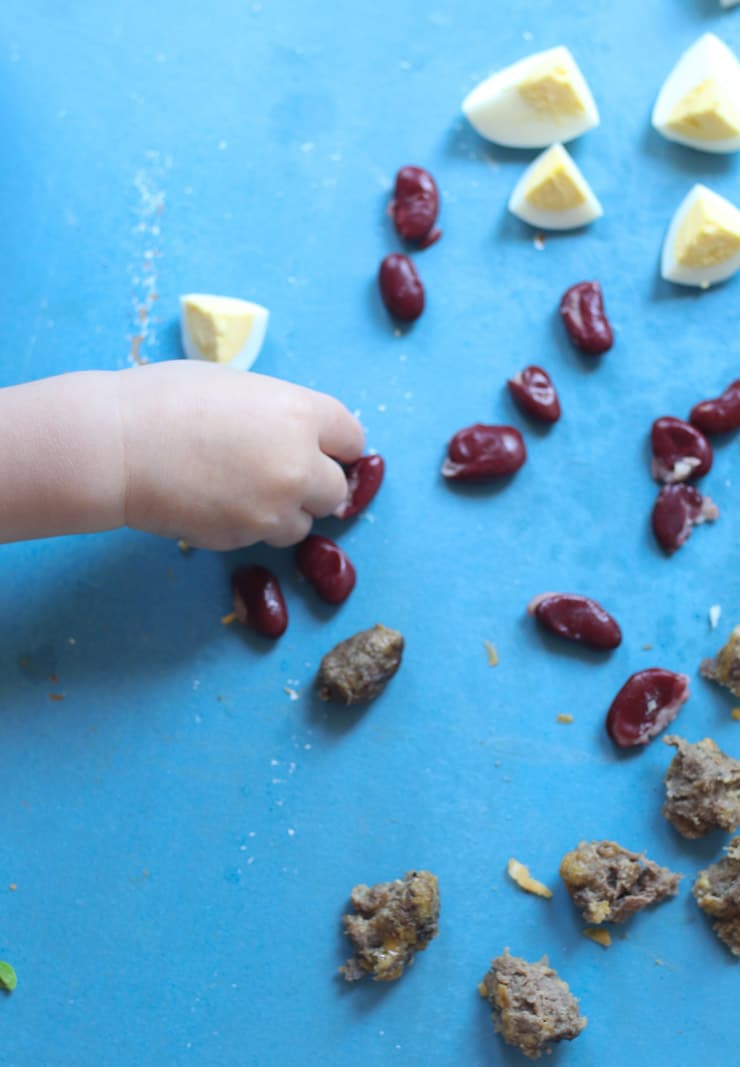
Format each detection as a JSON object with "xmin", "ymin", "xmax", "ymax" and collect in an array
[{"xmin": 1, "ymin": 1, "xmax": 738, "ymax": 1064}]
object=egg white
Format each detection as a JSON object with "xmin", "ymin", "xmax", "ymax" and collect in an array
[
  {"xmin": 661, "ymin": 185, "xmax": 740, "ymax": 287},
  {"xmin": 652, "ymin": 33, "xmax": 740, "ymax": 153},
  {"xmin": 462, "ymin": 46, "xmax": 599, "ymax": 148},
  {"xmin": 180, "ymin": 294, "xmax": 269, "ymax": 371},
  {"xmin": 508, "ymin": 144, "xmax": 602, "ymax": 230}
]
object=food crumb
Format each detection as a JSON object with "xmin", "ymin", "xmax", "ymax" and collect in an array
[
  {"xmin": 583, "ymin": 927, "xmax": 612, "ymax": 948},
  {"xmin": 507, "ymin": 858, "xmax": 553, "ymax": 899},
  {"xmin": 221, "ymin": 612, "xmax": 237, "ymax": 625},
  {"xmin": 8, "ymin": 884, "xmax": 16, "ymax": 892},
  {"xmin": 177, "ymin": 538, "xmax": 192, "ymax": 553},
  {"xmin": 709, "ymin": 605, "xmax": 722, "ymax": 630},
  {"xmin": 533, "ymin": 232, "xmax": 546, "ymax": 251},
  {"xmin": 48, "ymin": 693, "xmax": 64, "ymax": 702},
  {"xmin": 556, "ymin": 714, "xmax": 574, "ymax": 724},
  {"xmin": 483, "ymin": 640, "xmax": 499, "ymax": 667},
  {"xmin": 642, "ymin": 643, "xmax": 654, "ymax": 651},
  {"xmin": 733, "ymin": 709, "xmax": 740, "ymax": 721},
  {"xmin": 283, "ymin": 686, "xmax": 300, "ymax": 701}
]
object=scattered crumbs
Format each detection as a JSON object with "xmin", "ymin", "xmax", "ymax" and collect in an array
[
  {"xmin": 288, "ymin": 762, "xmax": 296, "ymax": 775},
  {"xmin": 507, "ymin": 858, "xmax": 553, "ymax": 899},
  {"xmin": 287, "ymin": 828, "xmax": 296, "ymax": 837},
  {"xmin": 248, "ymin": 831, "xmax": 256, "ymax": 838},
  {"xmin": 732, "ymin": 709, "xmax": 740, "ymax": 722},
  {"xmin": 494, "ymin": 760, "xmax": 501, "ymax": 768},
  {"xmin": 556, "ymin": 714, "xmax": 574, "ymax": 725},
  {"xmin": 483, "ymin": 640, "xmax": 499, "ymax": 667},
  {"xmin": 270, "ymin": 759, "xmax": 279, "ymax": 767},
  {"xmin": 68, "ymin": 637, "xmax": 76, "ymax": 646},
  {"xmin": 709, "ymin": 604, "xmax": 722, "ymax": 630},
  {"xmin": 363, "ymin": 512, "xmax": 377, "ymax": 524},
  {"xmin": 177, "ymin": 538, "xmax": 192, "ymax": 553},
  {"xmin": 304, "ymin": 743, "xmax": 312, "ymax": 751},
  {"xmin": 49, "ymin": 674, "xmax": 57, "ymax": 683},
  {"xmin": 130, "ymin": 335, "xmax": 146, "ymax": 364},
  {"xmin": 583, "ymin": 928, "xmax": 612, "ymax": 948},
  {"xmin": 654, "ymin": 958, "xmax": 664, "ymax": 967},
  {"xmin": 642, "ymin": 643, "xmax": 653, "ymax": 651},
  {"xmin": 0, "ymin": 961, "xmax": 17, "ymax": 992},
  {"xmin": 533, "ymin": 232, "xmax": 546, "ymax": 251},
  {"xmin": 393, "ymin": 328, "xmax": 402, "ymax": 338},
  {"xmin": 48, "ymin": 693, "xmax": 64, "ymax": 702},
  {"xmin": 8, "ymin": 884, "xmax": 16, "ymax": 892},
  {"xmin": 283, "ymin": 686, "xmax": 300, "ymax": 701},
  {"xmin": 247, "ymin": 856, "xmax": 255, "ymax": 865},
  {"xmin": 221, "ymin": 612, "xmax": 237, "ymax": 626}
]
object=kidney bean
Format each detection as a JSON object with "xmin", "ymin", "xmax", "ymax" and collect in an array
[
  {"xmin": 606, "ymin": 668, "xmax": 690, "ymax": 747},
  {"xmin": 231, "ymin": 565, "xmax": 288, "ymax": 639},
  {"xmin": 296, "ymin": 534, "xmax": 356, "ymax": 605},
  {"xmin": 651, "ymin": 416, "xmax": 713, "ymax": 484},
  {"xmin": 560, "ymin": 281, "xmax": 614, "ymax": 355},
  {"xmin": 442, "ymin": 424, "xmax": 526, "ymax": 482},
  {"xmin": 508, "ymin": 366, "xmax": 561, "ymax": 423},
  {"xmin": 652, "ymin": 484, "xmax": 719, "ymax": 555},
  {"xmin": 336, "ymin": 454, "xmax": 385, "ymax": 520},
  {"xmin": 528, "ymin": 593, "xmax": 622, "ymax": 650},
  {"xmin": 378, "ymin": 254, "xmax": 425, "ymax": 321},
  {"xmin": 390, "ymin": 165, "xmax": 441, "ymax": 247},
  {"xmin": 690, "ymin": 379, "xmax": 740, "ymax": 435}
]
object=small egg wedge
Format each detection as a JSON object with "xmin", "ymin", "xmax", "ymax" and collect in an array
[
  {"xmin": 652, "ymin": 34, "xmax": 740, "ymax": 153},
  {"xmin": 508, "ymin": 144, "xmax": 602, "ymax": 230},
  {"xmin": 661, "ymin": 184, "xmax": 740, "ymax": 288},
  {"xmin": 462, "ymin": 45, "xmax": 599, "ymax": 148},
  {"xmin": 180, "ymin": 294, "xmax": 269, "ymax": 370}
]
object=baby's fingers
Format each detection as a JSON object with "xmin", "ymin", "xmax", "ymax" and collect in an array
[
  {"xmin": 264, "ymin": 509, "xmax": 314, "ymax": 549},
  {"xmin": 303, "ymin": 454, "xmax": 349, "ymax": 518},
  {"xmin": 314, "ymin": 394, "xmax": 365, "ymax": 464}
]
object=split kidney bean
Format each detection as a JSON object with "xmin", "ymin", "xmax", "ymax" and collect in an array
[
  {"xmin": 652, "ymin": 484, "xmax": 719, "ymax": 555},
  {"xmin": 559, "ymin": 281, "xmax": 614, "ymax": 355},
  {"xmin": 651, "ymin": 416, "xmax": 713, "ymax": 483},
  {"xmin": 390, "ymin": 165, "xmax": 441, "ymax": 248},
  {"xmin": 606, "ymin": 668, "xmax": 690, "ymax": 747},
  {"xmin": 378, "ymin": 254, "xmax": 425, "ymax": 321},
  {"xmin": 508, "ymin": 366, "xmax": 561, "ymax": 423},
  {"xmin": 442, "ymin": 424, "xmax": 526, "ymax": 482},
  {"xmin": 231, "ymin": 565, "xmax": 288, "ymax": 639},
  {"xmin": 690, "ymin": 379, "xmax": 740, "ymax": 435},
  {"xmin": 528, "ymin": 593, "xmax": 621, "ymax": 650},
  {"xmin": 336, "ymin": 454, "xmax": 385, "ymax": 520},
  {"xmin": 295, "ymin": 535, "xmax": 356, "ymax": 605}
]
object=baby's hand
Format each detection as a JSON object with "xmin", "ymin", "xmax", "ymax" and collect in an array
[{"xmin": 119, "ymin": 361, "xmax": 364, "ymax": 550}]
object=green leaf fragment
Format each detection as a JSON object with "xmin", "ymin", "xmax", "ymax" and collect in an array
[{"xmin": 0, "ymin": 961, "xmax": 17, "ymax": 991}]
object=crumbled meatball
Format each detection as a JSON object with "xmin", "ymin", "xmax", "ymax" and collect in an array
[
  {"xmin": 317, "ymin": 624, "xmax": 404, "ymax": 705},
  {"xmin": 693, "ymin": 837, "xmax": 740, "ymax": 957},
  {"xmin": 479, "ymin": 950, "xmax": 586, "ymax": 1060},
  {"xmin": 340, "ymin": 870, "xmax": 439, "ymax": 982},
  {"xmin": 663, "ymin": 735, "xmax": 740, "ymax": 838},
  {"xmin": 701, "ymin": 625, "xmax": 740, "ymax": 699},
  {"xmin": 559, "ymin": 840, "xmax": 681, "ymax": 924}
]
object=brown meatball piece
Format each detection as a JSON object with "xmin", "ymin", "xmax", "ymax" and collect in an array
[
  {"xmin": 559, "ymin": 840, "xmax": 680, "ymax": 924},
  {"xmin": 317, "ymin": 624, "xmax": 404, "ymax": 705},
  {"xmin": 663, "ymin": 735, "xmax": 740, "ymax": 838},
  {"xmin": 701, "ymin": 625, "xmax": 740, "ymax": 699},
  {"xmin": 693, "ymin": 837, "xmax": 740, "ymax": 957}
]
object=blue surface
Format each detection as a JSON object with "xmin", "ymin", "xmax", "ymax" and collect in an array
[{"xmin": 1, "ymin": 2, "xmax": 739, "ymax": 1064}]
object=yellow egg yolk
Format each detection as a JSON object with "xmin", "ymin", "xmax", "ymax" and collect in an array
[
  {"xmin": 183, "ymin": 299, "xmax": 255, "ymax": 363},
  {"xmin": 675, "ymin": 195, "xmax": 740, "ymax": 268},
  {"xmin": 667, "ymin": 79, "xmax": 740, "ymax": 142},
  {"xmin": 525, "ymin": 163, "xmax": 587, "ymax": 211},
  {"xmin": 518, "ymin": 64, "xmax": 586, "ymax": 116}
]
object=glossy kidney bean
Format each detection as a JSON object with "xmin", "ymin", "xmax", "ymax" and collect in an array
[
  {"xmin": 442, "ymin": 424, "xmax": 526, "ymax": 482},
  {"xmin": 560, "ymin": 281, "xmax": 614, "ymax": 355},
  {"xmin": 508, "ymin": 365, "xmax": 561, "ymax": 423},
  {"xmin": 231, "ymin": 565, "xmax": 288, "ymax": 639},
  {"xmin": 390, "ymin": 165, "xmax": 441, "ymax": 247},
  {"xmin": 652, "ymin": 484, "xmax": 719, "ymax": 555},
  {"xmin": 378, "ymin": 254, "xmax": 425, "ymax": 321},
  {"xmin": 606, "ymin": 668, "xmax": 690, "ymax": 747},
  {"xmin": 336, "ymin": 454, "xmax": 385, "ymax": 520},
  {"xmin": 690, "ymin": 379, "xmax": 740, "ymax": 435},
  {"xmin": 651, "ymin": 416, "xmax": 713, "ymax": 483},
  {"xmin": 528, "ymin": 593, "xmax": 622, "ymax": 650},
  {"xmin": 296, "ymin": 535, "xmax": 356, "ymax": 605}
]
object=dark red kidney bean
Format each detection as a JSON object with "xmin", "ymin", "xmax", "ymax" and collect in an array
[
  {"xmin": 560, "ymin": 281, "xmax": 614, "ymax": 355},
  {"xmin": 651, "ymin": 416, "xmax": 713, "ymax": 483},
  {"xmin": 606, "ymin": 668, "xmax": 690, "ymax": 747},
  {"xmin": 690, "ymin": 379, "xmax": 740, "ymax": 435},
  {"xmin": 528, "ymin": 593, "xmax": 621, "ymax": 650},
  {"xmin": 378, "ymin": 254, "xmax": 425, "ymax": 321},
  {"xmin": 652, "ymin": 484, "xmax": 719, "ymax": 555},
  {"xmin": 391, "ymin": 165, "xmax": 441, "ymax": 246},
  {"xmin": 336, "ymin": 454, "xmax": 385, "ymax": 520},
  {"xmin": 507, "ymin": 365, "xmax": 561, "ymax": 423},
  {"xmin": 442, "ymin": 424, "xmax": 526, "ymax": 481},
  {"xmin": 295, "ymin": 535, "xmax": 356, "ymax": 605},
  {"xmin": 231, "ymin": 566, "xmax": 288, "ymax": 638}
]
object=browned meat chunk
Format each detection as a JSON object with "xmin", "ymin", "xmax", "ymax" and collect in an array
[
  {"xmin": 317, "ymin": 624, "xmax": 404, "ymax": 705},
  {"xmin": 559, "ymin": 840, "xmax": 680, "ymax": 924},
  {"xmin": 693, "ymin": 837, "xmax": 740, "ymax": 957},
  {"xmin": 701, "ymin": 625, "xmax": 740, "ymax": 699},
  {"xmin": 479, "ymin": 950, "xmax": 586, "ymax": 1060},
  {"xmin": 340, "ymin": 870, "xmax": 439, "ymax": 982},
  {"xmin": 663, "ymin": 735, "xmax": 740, "ymax": 838}
]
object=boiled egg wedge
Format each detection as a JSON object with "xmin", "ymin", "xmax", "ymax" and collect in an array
[
  {"xmin": 180, "ymin": 294, "xmax": 269, "ymax": 370},
  {"xmin": 462, "ymin": 46, "xmax": 599, "ymax": 148},
  {"xmin": 652, "ymin": 34, "xmax": 740, "ymax": 153},
  {"xmin": 661, "ymin": 184, "xmax": 740, "ymax": 287},
  {"xmin": 508, "ymin": 144, "xmax": 602, "ymax": 230}
]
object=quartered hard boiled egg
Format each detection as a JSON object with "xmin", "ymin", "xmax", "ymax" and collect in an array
[
  {"xmin": 462, "ymin": 46, "xmax": 599, "ymax": 148},
  {"xmin": 661, "ymin": 184, "xmax": 740, "ymax": 287},
  {"xmin": 508, "ymin": 144, "xmax": 602, "ymax": 230},
  {"xmin": 652, "ymin": 34, "xmax": 740, "ymax": 153},
  {"xmin": 180, "ymin": 294, "xmax": 269, "ymax": 370}
]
